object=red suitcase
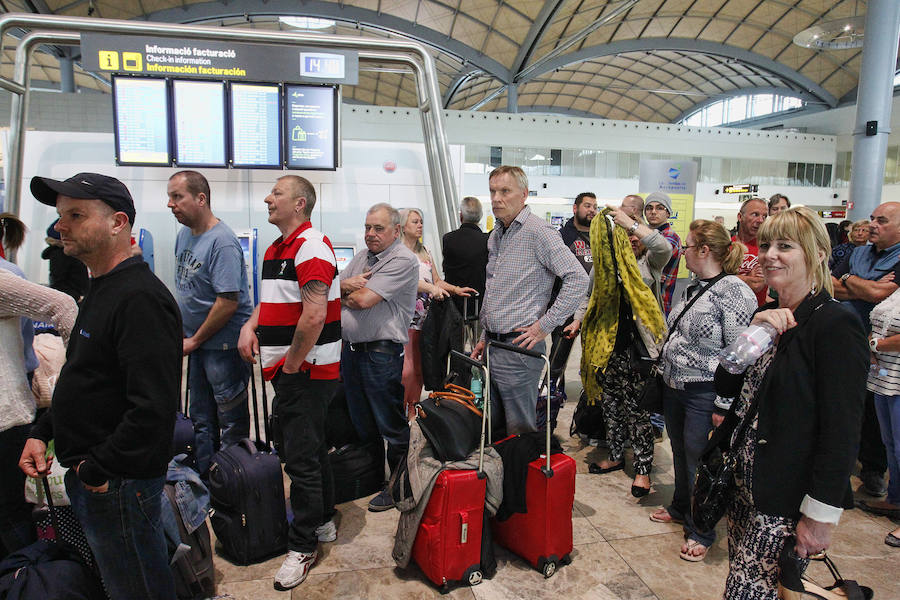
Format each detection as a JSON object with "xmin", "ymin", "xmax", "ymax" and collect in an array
[
  {"xmin": 487, "ymin": 340, "xmax": 575, "ymax": 578},
  {"xmin": 411, "ymin": 350, "xmax": 491, "ymax": 592}
]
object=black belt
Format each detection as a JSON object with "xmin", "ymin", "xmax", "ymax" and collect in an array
[
  {"xmin": 485, "ymin": 331, "xmax": 519, "ymax": 342},
  {"xmin": 348, "ymin": 340, "xmax": 401, "ymax": 354}
]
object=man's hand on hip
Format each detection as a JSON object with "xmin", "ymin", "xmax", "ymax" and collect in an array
[{"xmin": 513, "ymin": 321, "xmax": 547, "ymax": 350}]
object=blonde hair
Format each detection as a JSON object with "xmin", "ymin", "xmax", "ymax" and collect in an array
[
  {"xmin": 399, "ymin": 208, "xmax": 426, "ymax": 255},
  {"xmin": 757, "ymin": 206, "xmax": 833, "ymax": 296},
  {"xmin": 689, "ymin": 219, "xmax": 746, "ymax": 274},
  {"xmin": 850, "ymin": 219, "xmax": 869, "ymax": 232}
]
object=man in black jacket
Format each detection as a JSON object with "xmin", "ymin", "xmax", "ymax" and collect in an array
[
  {"xmin": 441, "ymin": 196, "xmax": 488, "ymax": 316},
  {"xmin": 20, "ymin": 173, "xmax": 181, "ymax": 600}
]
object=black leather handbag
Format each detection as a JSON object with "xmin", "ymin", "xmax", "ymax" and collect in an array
[
  {"xmin": 415, "ymin": 384, "xmax": 483, "ymax": 462},
  {"xmin": 691, "ymin": 383, "xmax": 762, "ymax": 535}
]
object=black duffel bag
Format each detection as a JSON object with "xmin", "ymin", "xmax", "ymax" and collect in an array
[{"xmin": 415, "ymin": 384, "xmax": 482, "ymax": 462}]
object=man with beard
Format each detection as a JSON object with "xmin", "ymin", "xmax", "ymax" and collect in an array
[{"xmin": 732, "ymin": 198, "xmax": 768, "ymax": 306}]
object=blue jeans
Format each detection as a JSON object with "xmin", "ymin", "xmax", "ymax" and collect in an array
[
  {"xmin": 664, "ymin": 381, "xmax": 716, "ymax": 548},
  {"xmin": 274, "ymin": 371, "xmax": 337, "ymax": 553},
  {"xmin": 66, "ymin": 470, "xmax": 174, "ymax": 600},
  {"xmin": 341, "ymin": 342, "xmax": 408, "ymax": 474},
  {"xmin": 188, "ymin": 348, "xmax": 250, "ymax": 474},
  {"xmin": 873, "ymin": 393, "xmax": 900, "ymax": 505},
  {"xmin": 0, "ymin": 423, "xmax": 35, "ymax": 556}
]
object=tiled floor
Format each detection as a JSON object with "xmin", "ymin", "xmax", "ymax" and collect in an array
[{"xmin": 210, "ymin": 344, "xmax": 900, "ymax": 599}]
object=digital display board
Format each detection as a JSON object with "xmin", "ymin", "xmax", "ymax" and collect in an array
[
  {"xmin": 112, "ymin": 76, "xmax": 170, "ymax": 166},
  {"xmin": 723, "ymin": 184, "xmax": 758, "ymax": 194},
  {"xmin": 284, "ymin": 84, "xmax": 338, "ymax": 170},
  {"xmin": 173, "ymin": 79, "xmax": 227, "ymax": 167},
  {"xmin": 229, "ymin": 82, "xmax": 282, "ymax": 168}
]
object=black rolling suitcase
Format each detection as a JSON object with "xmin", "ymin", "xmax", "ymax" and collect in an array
[
  {"xmin": 172, "ymin": 360, "xmax": 197, "ymax": 469},
  {"xmin": 326, "ymin": 384, "xmax": 386, "ymax": 504},
  {"xmin": 208, "ymin": 364, "xmax": 287, "ymax": 564}
]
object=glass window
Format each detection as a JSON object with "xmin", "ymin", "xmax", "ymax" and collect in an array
[
  {"xmin": 680, "ymin": 93, "xmax": 804, "ymax": 126},
  {"xmin": 706, "ymin": 102, "xmax": 724, "ymax": 127}
]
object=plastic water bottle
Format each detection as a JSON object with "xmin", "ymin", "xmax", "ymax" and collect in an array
[
  {"xmin": 470, "ymin": 368, "xmax": 484, "ymax": 410},
  {"xmin": 870, "ymin": 363, "xmax": 888, "ymax": 378},
  {"xmin": 719, "ymin": 322, "xmax": 778, "ymax": 374}
]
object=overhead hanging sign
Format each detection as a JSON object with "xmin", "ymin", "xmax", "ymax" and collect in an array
[
  {"xmin": 80, "ymin": 33, "xmax": 358, "ymax": 84},
  {"xmin": 722, "ymin": 184, "xmax": 758, "ymax": 194}
]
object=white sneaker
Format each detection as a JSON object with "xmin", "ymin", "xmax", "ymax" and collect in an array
[
  {"xmin": 273, "ymin": 550, "xmax": 317, "ymax": 591},
  {"xmin": 315, "ymin": 519, "xmax": 337, "ymax": 543}
]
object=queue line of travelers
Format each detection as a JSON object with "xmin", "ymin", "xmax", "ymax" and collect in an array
[{"xmin": 0, "ymin": 167, "xmax": 896, "ymax": 600}]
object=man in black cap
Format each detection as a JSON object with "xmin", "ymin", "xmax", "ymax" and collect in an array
[{"xmin": 19, "ymin": 173, "xmax": 180, "ymax": 600}]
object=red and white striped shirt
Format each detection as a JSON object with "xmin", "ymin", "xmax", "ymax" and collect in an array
[{"xmin": 258, "ymin": 221, "xmax": 341, "ymax": 381}]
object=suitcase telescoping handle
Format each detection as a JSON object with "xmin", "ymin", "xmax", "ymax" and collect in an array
[
  {"xmin": 448, "ymin": 349, "xmax": 489, "ymax": 475},
  {"xmin": 485, "ymin": 339, "xmax": 553, "ymax": 477}
]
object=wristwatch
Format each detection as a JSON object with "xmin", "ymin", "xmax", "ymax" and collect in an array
[
  {"xmin": 870, "ymin": 337, "xmax": 880, "ymax": 352},
  {"xmin": 840, "ymin": 272, "xmax": 852, "ymax": 284},
  {"xmin": 628, "ymin": 222, "xmax": 640, "ymax": 234}
]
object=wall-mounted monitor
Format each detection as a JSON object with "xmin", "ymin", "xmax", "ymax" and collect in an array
[
  {"xmin": 283, "ymin": 84, "xmax": 338, "ymax": 170},
  {"xmin": 112, "ymin": 76, "xmax": 171, "ymax": 166},
  {"xmin": 332, "ymin": 245, "xmax": 356, "ymax": 273},
  {"xmin": 229, "ymin": 82, "xmax": 282, "ymax": 168},
  {"xmin": 172, "ymin": 79, "xmax": 227, "ymax": 167}
]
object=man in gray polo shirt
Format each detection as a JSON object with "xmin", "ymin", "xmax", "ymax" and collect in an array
[
  {"xmin": 340, "ymin": 202, "xmax": 418, "ymax": 511},
  {"xmin": 472, "ymin": 166, "xmax": 589, "ymax": 437}
]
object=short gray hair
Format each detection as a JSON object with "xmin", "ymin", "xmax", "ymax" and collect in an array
[
  {"xmin": 368, "ymin": 202, "xmax": 400, "ymax": 227},
  {"xmin": 459, "ymin": 196, "xmax": 482, "ymax": 224},
  {"xmin": 488, "ymin": 165, "xmax": 528, "ymax": 192}
]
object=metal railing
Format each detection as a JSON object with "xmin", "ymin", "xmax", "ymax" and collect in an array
[{"xmin": 0, "ymin": 13, "xmax": 457, "ymax": 237}]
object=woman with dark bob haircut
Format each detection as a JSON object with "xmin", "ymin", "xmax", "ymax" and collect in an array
[{"xmin": 714, "ymin": 206, "xmax": 868, "ymax": 598}]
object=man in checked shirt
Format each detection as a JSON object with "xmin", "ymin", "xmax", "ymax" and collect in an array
[{"xmin": 471, "ymin": 166, "xmax": 589, "ymax": 436}]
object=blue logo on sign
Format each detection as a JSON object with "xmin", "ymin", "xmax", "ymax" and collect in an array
[{"xmin": 668, "ymin": 167, "xmax": 680, "ymax": 180}]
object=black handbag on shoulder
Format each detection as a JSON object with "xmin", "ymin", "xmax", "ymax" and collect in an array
[
  {"xmin": 691, "ymin": 373, "xmax": 764, "ymax": 535},
  {"xmin": 415, "ymin": 384, "xmax": 483, "ymax": 462}
]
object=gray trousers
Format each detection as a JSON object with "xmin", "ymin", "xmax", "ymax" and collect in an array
[{"xmin": 487, "ymin": 340, "xmax": 546, "ymax": 436}]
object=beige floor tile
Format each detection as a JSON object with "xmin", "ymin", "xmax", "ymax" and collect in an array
[
  {"xmin": 610, "ymin": 532, "xmax": 729, "ymax": 600},
  {"xmin": 292, "ymin": 566, "xmax": 477, "ymax": 600},
  {"xmin": 471, "ymin": 542, "xmax": 655, "ymax": 600},
  {"xmin": 576, "ymin": 472, "xmax": 683, "ymax": 541}
]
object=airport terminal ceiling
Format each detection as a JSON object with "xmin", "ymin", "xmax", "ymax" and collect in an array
[{"xmin": 0, "ymin": 0, "xmax": 880, "ymax": 124}]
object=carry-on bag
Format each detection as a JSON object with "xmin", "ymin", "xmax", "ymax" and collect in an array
[
  {"xmin": 162, "ymin": 483, "xmax": 216, "ymax": 600},
  {"xmin": 487, "ymin": 340, "xmax": 575, "ymax": 578},
  {"xmin": 208, "ymin": 363, "xmax": 287, "ymax": 565},
  {"xmin": 411, "ymin": 350, "xmax": 493, "ymax": 592},
  {"xmin": 172, "ymin": 360, "xmax": 197, "ymax": 468},
  {"xmin": 329, "ymin": 441, "xmax": 386, "ymax": 504},
  {"xmin": 31, "ymin": 458, "xmax": 96, "ymax": 572}
]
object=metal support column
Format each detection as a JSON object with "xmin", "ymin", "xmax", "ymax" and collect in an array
[
  {"xmin": 507, "ymin": 83, "xmax": 518, "ymax": 113},
  {"xmin": 849, "ymin": 0, "xmax": 900, "ymax": 219},
  {"xmin": 59, "ymin": 53, "xmax": 75, "ymax": 92}
]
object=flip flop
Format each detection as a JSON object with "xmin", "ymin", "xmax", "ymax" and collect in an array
[
  {"xmin": 679, "ymin": 539, "xmax": 708, "ymax": 562},
  {"xmin": 886, "ymin": 532, "xmax": 900, "ymax": 548},
  {"xmin": 649, "ymin": 508, "xmax": 683, "ymax": 524}
]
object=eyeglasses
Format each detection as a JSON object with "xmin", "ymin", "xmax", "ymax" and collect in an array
[{"xmin": 682, "ymin": 244, "xmax": 699, "ymax": 250}]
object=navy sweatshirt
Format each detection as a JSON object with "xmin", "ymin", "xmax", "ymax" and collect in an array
[{"xmin": 32, "ymin": 257, "xmax": 182, "ymax": 485}]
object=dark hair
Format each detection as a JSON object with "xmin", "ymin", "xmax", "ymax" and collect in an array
[
  {"xmin": 574, "ymin": 192, "xmax": 596, "ymax": 207},
  {"xmin": 767, "ymin": 193, "xmax": 790, "ymax": 211},
  {"xmin": 170, "ymin": 171, "xmax": 211, "ymax": 206},
  {"xmin": 0, "ymin": 213, "xmax": 26, "ymax": 251}
]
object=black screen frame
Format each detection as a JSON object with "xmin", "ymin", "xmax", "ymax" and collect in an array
[
  {"xmin": 282, "ymin": 83, "xmax": 339, "ymax": 171},
  {"xmin": 111, "ymin": 75, "xmax": 172, "ymax": 167},
  {"xmin": 171, "ymin": 78, "xmax": 229, "ymax": 168},
  {"xmin": 228, "ymin": 81, "xmax": 284, "ymax": 169}
]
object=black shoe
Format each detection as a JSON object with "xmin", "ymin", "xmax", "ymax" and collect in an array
[
  {"xmin": 860, "ymin": 471, "xmax": 887, "ymax": 497},
  {"xmin": 589, "ymin": 461, "xmax": 624, "ymax": 474},
  {"xmin": 631, "ymin": 484, "xmax": 651, "ymax": 498}
]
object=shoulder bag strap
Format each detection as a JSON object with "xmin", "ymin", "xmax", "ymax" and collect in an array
[{"xmin": 662, "ymin": 272, "xmax": 727, "ymax": 349}]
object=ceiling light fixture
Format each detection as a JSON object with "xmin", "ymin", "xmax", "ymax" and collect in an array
[
  {"xmin": 793, "ymin": 16, "xmax": 865, "ymax": 50},
  {"xmin": 278, "ymin": 17, "xmax": 336, "ymax": 30}
]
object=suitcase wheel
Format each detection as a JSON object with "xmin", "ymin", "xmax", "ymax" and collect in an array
[
  {"xmin": 538, "ymin": 558, "xmax": 557, "ymax": 578},
  {"xmin": 467, "ymin": 570, "xmax": 483, "ymax": 586}
]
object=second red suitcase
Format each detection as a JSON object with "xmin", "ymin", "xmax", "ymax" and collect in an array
[{"xmin": 487, "ymin": 340, "xmax": 575, "ymax": 578}]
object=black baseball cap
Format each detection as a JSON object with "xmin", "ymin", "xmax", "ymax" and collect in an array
[{"xmin": 31, "ymin": 173, "xmax": 136, "ymax": 225}]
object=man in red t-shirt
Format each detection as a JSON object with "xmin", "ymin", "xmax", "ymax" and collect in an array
[
  {"xmin": 238, "ymin": 175, "xmax": 341, "ymax": 591},
  {"xmin": 732, "ymin": 198, "xmax": 768, "ymax": 306}
]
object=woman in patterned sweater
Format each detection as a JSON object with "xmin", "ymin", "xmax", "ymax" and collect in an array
[{"xmin": 650, "ymin": 220, "xmax": 758, "ymax": 562}]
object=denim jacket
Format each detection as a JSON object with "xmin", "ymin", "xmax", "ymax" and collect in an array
[{"xmin": 161, "ymin": 455, "xmax": 210, "ymax": 536}]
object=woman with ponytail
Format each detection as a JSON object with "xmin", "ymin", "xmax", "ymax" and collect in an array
[{"xmin": 649, "ymin": 219, "xmax": 758, "ymax": 562}]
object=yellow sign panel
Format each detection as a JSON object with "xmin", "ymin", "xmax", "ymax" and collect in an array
[
  {"xmin": 122, "ymin": 52, "xmax": 142, "ymax": 72},
  {"xmin": 98, "ymin": 51, "xmax": 119, "ymax": 71}
]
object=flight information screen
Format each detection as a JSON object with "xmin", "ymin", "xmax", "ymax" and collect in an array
[
  {"xmin": 284, "ymin": 84, "xmax": 338, "ymax": 170},
  {"xmin": 230, "ymin": 82, "xmax": 281, "ymax": 168},
  {"xmin": 173, "ymin": 79, "xmax": 227, "ymax": 167},
  {"xmin": 112, "ymin": 76, "xmax": 170, "ymax": 166}
]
